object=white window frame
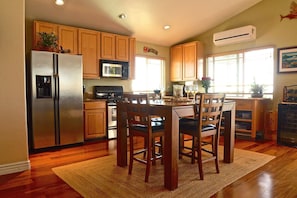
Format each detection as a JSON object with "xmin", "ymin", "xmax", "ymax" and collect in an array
[
  {"xmin": 132, "ymin": 56, "xmax": 165, "ymax": 92},
  {"xmin": 206, "ymin": 47, "xmax": 274, "ymax": 98}
]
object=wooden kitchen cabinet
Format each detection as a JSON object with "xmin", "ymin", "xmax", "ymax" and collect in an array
[
  {"xmin": 101, "ymin": 32, "xmax": 129, "ymax": 61},
  {"xmin": 78, "ymin": 28, "xmax": 101, "ymax": 78},
  {"xmin": 128, "ymin": 37, "xmax": 136, "ymax": 79},
  {"xmin": 170, "ymin": 41, "xmax": 203, "ymax": 81},
  {"xmin": 58, "ymin": 25, "xmax": 78, "ymax": 54},
  {"xmin": 116, "ymin": 35, "xmax": 129, "ymax": 61},
  {"xmin": 231, "ymin": 98, "xmax": 271, "ymax": 139},
  {"xmin": 33, "ymin": 20, "xmax": 133, "ymax": 78},
  {"xmin": 33, "ymin": 21, "xmax": 78, "ymax": 54},
  {"xmin": 170, "ymin": 44, "xmax": 183, "ymax": 81},
  {"xmin": 84, "ymin": 101, "xmax": 107, "ymax": 140},
  {"xmin": 33, "ymin": 21, "xmax": 58, "ymax": 49}
]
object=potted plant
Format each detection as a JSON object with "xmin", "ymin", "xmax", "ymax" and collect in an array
[
  {"xmin": 201, "ymin": 77, "xmax": 212, "ymax": 93},
  {"xmin": 37, "ymin": 32, "xmax": 58, "ymax": 51},
  {"xmin": 250, "ymin": 82, "xmax": 263, "ymax": 98}
]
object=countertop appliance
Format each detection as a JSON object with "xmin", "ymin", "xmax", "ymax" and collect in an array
[
  {"xmin": 94, "ymin": 86, "xmax": 123, "ymax": 139},
  {"xmin": 27, "ymin": 50, "xmax": 84, "ymax": 150}
]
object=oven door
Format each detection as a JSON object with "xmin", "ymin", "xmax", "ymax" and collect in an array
[{"xmin": 107, "ymin": 104, "xmax": 117, "ymax": 139}]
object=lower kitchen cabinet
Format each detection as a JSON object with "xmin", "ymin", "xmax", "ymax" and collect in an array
[{"xmin": 84, "ymin": 101, "xmax": 106, "ymax": 140}]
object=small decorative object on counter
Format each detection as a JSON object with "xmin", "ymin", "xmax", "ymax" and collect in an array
[
  {"xmin": 153, "ymin": 89, "xmax": 161, "ymax": 101},
  {"xmin": 201, "ymin": 77, "xmax": 211, "ymax": 93},
  {"xmin": 250, "ymin": 81, "xmax": 263, "ymax": 98},
  {"xmin": 37, "ymin": 32, "xmax": 58, "ymax": 52},
  {"xmin": 173, "ymin": 84, "xmax": 184, "ymax": 98}
]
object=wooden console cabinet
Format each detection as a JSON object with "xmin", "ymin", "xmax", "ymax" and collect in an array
[
  {"xmin": 231, "ymin": 98, "xmax": 271, "ymax": 139},
  {"xmin": 84, "ymin": 101, "xmax": 107, "ymax": 140}
]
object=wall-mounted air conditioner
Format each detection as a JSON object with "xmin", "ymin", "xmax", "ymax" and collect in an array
[{"xmin": 213, "ymin": 25, "xmax": 256, "ymax": 46}]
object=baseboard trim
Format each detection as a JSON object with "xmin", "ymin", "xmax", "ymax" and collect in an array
[{"xmin": 0, "ymin": 160, "xmax": 31, "ymax": 175}]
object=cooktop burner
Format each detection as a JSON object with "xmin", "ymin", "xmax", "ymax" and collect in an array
[{"xmin": 94, "ymin": 86, "xmax": 123, "ymax": 102}]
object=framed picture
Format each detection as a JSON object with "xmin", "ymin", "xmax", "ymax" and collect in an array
[{"xmin": 278, "ymin": 46, "xmax": 297, "ymax": 73}]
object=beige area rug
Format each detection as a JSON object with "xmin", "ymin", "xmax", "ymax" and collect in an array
[{"xmin": 52, "ymin": 147, "xmax": 275, "ymax": 198}]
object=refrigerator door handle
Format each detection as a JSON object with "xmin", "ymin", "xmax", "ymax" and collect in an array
[
  {"xmin": 53, "ymin": 54, "xmax": 59, "ymax": 100},
  {"xmin": 53, "ymin": 74, "xmax": 60, "ymax": 100}
]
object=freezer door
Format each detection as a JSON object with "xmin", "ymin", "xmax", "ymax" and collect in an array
[
  {"xmin": 58, "ymin": 53, "xmax": 84, "ymax": 145},
  {"xmin": 31, "ymin": 51, "xmax": 56, "ymax": 149}
]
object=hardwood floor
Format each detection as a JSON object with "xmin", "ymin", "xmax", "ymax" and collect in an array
[{"xmin": 0, "ymin": 138, "xmax": 296, "ymax": 197}]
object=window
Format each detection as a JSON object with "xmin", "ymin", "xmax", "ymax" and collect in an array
[
  {"xmin": 207, "ymin": 47, "xmax": 274, "ymax": 98},
  {"xmin": 132, "ymin": 56, "xmax": 165, "ymax": 92}
]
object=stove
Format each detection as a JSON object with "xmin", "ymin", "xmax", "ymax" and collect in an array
[
  {"xmin": 94, "ymin": 86, "xmax": 124, "ymax": 103},
  {"xmin": 93, "ymin": 86, "xmax": 123, "ymax": 139}
]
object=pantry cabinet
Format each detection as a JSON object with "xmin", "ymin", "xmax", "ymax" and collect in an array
[
  {"xmin": 78, "ymin": 28, "xmax": 101, "ymax": 78},
  {"xmin": 170, "ymin": 41, "xmax": 203, "ymax": 81},
  {"xmin": 84, "ymin": 101, "xmax": 107, "ymax": 140},
  {"xmin": 33, "ymin": 21, "xmax": 78, "ymax": 54},
  {"xmin": 101, "ymin": 32, "xmax": 129, "ymax": 61}
]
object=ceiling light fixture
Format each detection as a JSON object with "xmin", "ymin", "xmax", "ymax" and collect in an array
[
  {"xmin": 118, "ymin": 13, "xmax": 127, "ymax": 19},
  {"xmin": 55, "ymin": 0, "xmax": 64, "ymax": 6},
  {"xmin": 163, "ymin": 25, "xmax": 171, "ymax": 30}
]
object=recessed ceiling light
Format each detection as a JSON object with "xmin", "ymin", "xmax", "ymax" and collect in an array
[
  {"xmin": 118, "ymin": 13, "xmax": 127, "ymax": 19},
  {"xmin": 163, "ymin": 25, "xmax": 171, "ymax": 30},
  {"xmin": 55, "ymin": 0, "xmax": 64, "ymax": 6}
]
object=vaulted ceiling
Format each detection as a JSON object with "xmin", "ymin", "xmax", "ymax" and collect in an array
[{"xmin": 25, "ymin": 0, "xmax": 262, "ymax": 47}]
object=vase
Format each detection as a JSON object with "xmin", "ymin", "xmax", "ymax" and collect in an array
[{"xmin": 205, "ymin": 87, "xmax": 208, "ymax": 93}]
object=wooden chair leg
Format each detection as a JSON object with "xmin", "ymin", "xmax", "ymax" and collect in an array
[
  {"xmin": 160, "ymin": 136, "xmax": 164, "ymax": 165},
  {"xmin": 214, "ymin": 136, "xmax": 220, "ymax": 174},
  {"xmin": 143, "ymin": 138, "xmax": 147, "ymax": 159},
  {"xmin": 152, "ymin": 137, "xmax": 156, "ymax": 166},
  {"xmin": 128, "ymin": 135, "xmax": 134, "ymax": 175},
  {"xmin": 145, "ymin": 138, "xmax": 152, "ymax": 182},
  {"xmin": 197, "ymin": 141, "xmax": 204, "ymax": 180},
  {"xmin": 191, "ymin": 136, "xmax": 195, "ymax": 164},
  {"xmin": 179, "ymin": 133, "xmax": 183, "ymax": 159}
]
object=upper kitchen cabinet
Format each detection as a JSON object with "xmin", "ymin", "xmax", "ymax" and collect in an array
[
  {"xmin": 116, "ymin": 35, "xmax": 129, "ymax": 61},
  {"xmin": 101, "ymin": 32, "xmax": 129, "ymax": 61},
  {"xmin": 170, "ymin": 44, "xmax": 183, "ymax": 81},
  {"xmin": 58, "ymin": 25, "xmax": 78, "ymax": 54},
  {"xmin": 170, "ymin": 41, "xmax": 203, "ymax": 81},
  {"xmin": 129, "ymin": 37, "xmax": 136, "ymax": 79},
  {"xmin": 78, "ymin": 28, "xmax": 101, "ymax": 79},
  {"xmin": 33, "ymin": 21, "xmax": 58, "ymax": 49},
  {"xmin": 33, "ymin": 21, "xmax": 78, "ymax": 54}
]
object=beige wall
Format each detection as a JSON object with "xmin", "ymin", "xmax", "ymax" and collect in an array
[
  {"xmin": 189, "ymin": 0, "xmax": 297, "ymax": 110},
  {"xmin": 0, "ymin": 0, "xmax": 29, "ymax": 168}
]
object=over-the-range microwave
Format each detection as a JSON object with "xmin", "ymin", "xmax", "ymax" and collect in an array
[{"xmin": 100, "ymin": 59, "xmax": 129, "ymax": 80}]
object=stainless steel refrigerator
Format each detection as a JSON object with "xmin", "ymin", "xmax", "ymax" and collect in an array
[{"xmin": 28, "ymin": 50, "xmax": 84, "ymax": 149}]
